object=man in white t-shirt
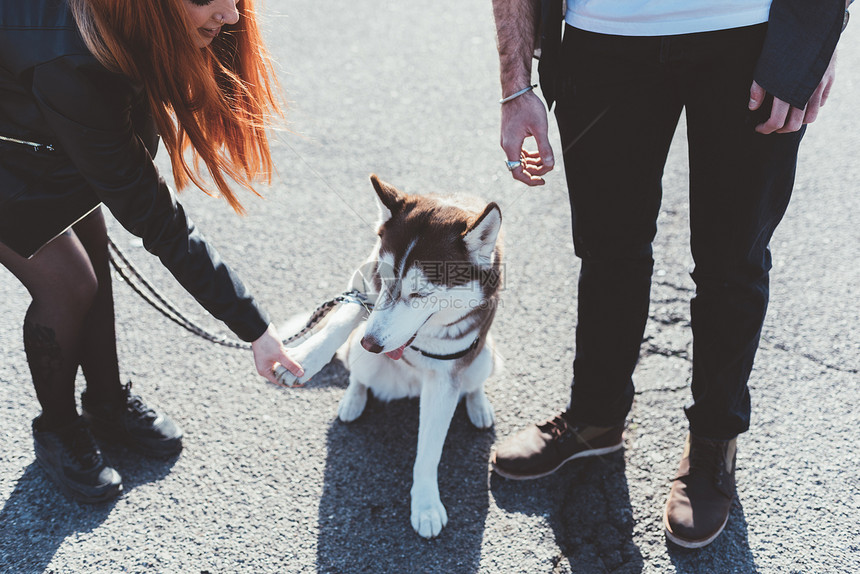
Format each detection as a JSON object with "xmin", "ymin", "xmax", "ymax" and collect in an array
[{"xmin": 489, "ymin": 0, "xmax": 845, "ymax": 549}]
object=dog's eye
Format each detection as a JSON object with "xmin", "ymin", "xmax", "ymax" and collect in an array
[{"xmin": 408, "ymin": 292, "xmax": 429, "ymax": 300}]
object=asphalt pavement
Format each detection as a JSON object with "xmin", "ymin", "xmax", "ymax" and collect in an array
[{"xmin": 1, "ymin": 1, "xmax": 858, "ymax": 573}]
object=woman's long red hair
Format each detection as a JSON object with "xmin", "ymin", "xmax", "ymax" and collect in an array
[{"xmin": 69, "ymin": 0, "xmax": 282, "ymax": 213}]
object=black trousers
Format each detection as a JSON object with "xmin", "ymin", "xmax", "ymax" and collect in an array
[{"xmin": 554, "ymin": 24, "xmax": 804, "ymax": 440}]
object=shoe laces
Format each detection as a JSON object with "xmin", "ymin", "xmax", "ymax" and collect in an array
[
  {"xmin": 538, "ymin": 414, "xmax": 573, "ymax": 439},
  {"xmin": 122, "ymin": 383, "xmax": 158, "ymax": 422},
  {"xmin": 65, "ymin": 421, "xmax": 103, "ymax": 468},
  {"xmin": 688, "ymin": 439, "xmax": 725, "ymax": 477}
]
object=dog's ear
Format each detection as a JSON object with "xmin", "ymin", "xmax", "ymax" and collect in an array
[
  {"xmin": 370, "ymin": 174, "xmax": 404, "ymax": 224},
  {"xmin": 463, "ymin": 202, "xmax": 502, "ymax": 266}
]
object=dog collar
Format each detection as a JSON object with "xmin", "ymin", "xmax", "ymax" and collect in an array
[{"xmin": 410, "ymin": 336, "xmax": 480, "ymax": 361}]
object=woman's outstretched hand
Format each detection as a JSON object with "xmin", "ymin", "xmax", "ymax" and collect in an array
[{"xmin": 252, "ymin": 323, "xmax": 305, "ymax": 386}]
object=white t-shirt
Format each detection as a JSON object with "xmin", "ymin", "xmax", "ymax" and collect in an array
[{"xmin": 565, "ymin": 0, "xmax": 773, "ymax": 36}]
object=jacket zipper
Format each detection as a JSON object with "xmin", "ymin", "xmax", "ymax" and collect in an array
[{"xmin": 0, "ymin": 134, "xmax": 55, "ymax": 153}]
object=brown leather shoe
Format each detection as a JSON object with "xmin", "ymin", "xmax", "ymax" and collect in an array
[
  {"xmin": 491, "ymin": 412, "xmax": 624, "ymax": 480},
  {"xmin": 664, "ymin": 434, "xmax": 737, "ymax": 548}
]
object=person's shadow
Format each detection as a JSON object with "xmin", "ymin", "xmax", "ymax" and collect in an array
[
  {"xmin": 491, "ymin": 446, "xmax": 761, "ymax": 573},
  {"xmin": 666, "ymin": 499, "xmax": 760, "ymax": 573},
  {"xmin": 491, "ymin": 451, "xmax": 645, "ymax": 573},
  {"xmin": 0, "ymin": 444, "xmax": 177, "ymax": 573},
  {"xmin": 313, "ymin": 360, "xmax": 496, "ymax": 573}
]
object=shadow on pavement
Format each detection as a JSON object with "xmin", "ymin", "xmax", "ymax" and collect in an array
[
  {"xmin": 302, "ymin": 358, "xmax": 351, "ymax": 390},
  {"xmin": 490, "ymin": 451, "xmax": 645, "ymax": 573},
  {"xmin": 0, "ymin": 448, "xmax": 177, "ymax": 573},
  {"xmin": 316, "ymin": 393, "xmax": 496, "ymax": 574},
  {"xmin": 667, "ymin": 498, "xmax": 759, "ymax": 573}
]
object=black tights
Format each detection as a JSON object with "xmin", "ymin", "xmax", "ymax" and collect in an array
[{"xmin": 0, "ymin": 208, "xmax": 122, "ymax": 429}]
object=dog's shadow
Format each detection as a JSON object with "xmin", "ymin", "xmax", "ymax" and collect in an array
[
  {"xmin": 315, "ymin": 378, "xmax": 496, "ymax": 574},
  {"xmin": 0, "ymin": 449, "xmax": 177, "ymax": 572}
]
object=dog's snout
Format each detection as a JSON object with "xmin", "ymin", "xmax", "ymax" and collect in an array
[{"xmin": 361, "ymin": 335, "xmax": 384, "ymax": 354}]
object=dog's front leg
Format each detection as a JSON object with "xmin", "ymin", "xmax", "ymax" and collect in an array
[
  {"xmin": 411, "ymin": 376, "xmax": 460, "ymax": 539},
  {"xmin": 275, "ymin": 302, "xmax": 368, "ymax": 387}
]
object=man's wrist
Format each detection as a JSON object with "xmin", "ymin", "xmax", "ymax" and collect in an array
[{"xmin": 500, "ymin": 84, "xmax": 537, "ymax": 104}]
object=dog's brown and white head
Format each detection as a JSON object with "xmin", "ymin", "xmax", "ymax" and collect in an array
[{"xmin": 357, "ymin": 175, "xmax": 503, "ymax": 359}]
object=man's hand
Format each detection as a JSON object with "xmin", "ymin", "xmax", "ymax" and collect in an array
[
  {"xmin": 750, "ymin": 50, "xmax": 837, "ymax": 134},
  {"xmin": 501, "ymin": 91, "xmax": 555, "ymax": 186},
  {"xmin": 493, "ymin": 0, "xmax": 554, "ymax": 186}
]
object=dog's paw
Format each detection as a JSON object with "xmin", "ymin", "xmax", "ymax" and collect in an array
[
  {"xmin": 277, "ymin": 340, "xmax": 338, "ymax": 386},
  {"xmin": 273, "ymin": 365, "xmax": 303, "ymax": 388},
  {"xmin": 411, "ymin": 488, "xmax": 448, "ymax": 539},
  {"xmin": 465, "ymin": 391, "xmax": 495, "ymax": 429},
  {"xmin": 337, "ymin": 382, "xmax": 368, "ymax": 422},
  {"xmin": 289, "ymin": 347, "xmax": 332, "ymax": 385}
]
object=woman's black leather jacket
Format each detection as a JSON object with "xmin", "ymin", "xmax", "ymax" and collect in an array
[{"xmin": 0, "ymin": 0, "xmax": 269, "ymax": 342}]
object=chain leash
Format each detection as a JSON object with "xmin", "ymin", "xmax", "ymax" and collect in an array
[{"xmin": 106, "ymin": 236, "xmax": 371, "ymax": 350}]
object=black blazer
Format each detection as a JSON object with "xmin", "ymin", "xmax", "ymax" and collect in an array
[
  {"xmin": 0, "ymin": 0, "xmax": 268, "ymax": 342},
  {"xmin": 538, "ymin": 0, "xmax": 845, "ymax": 110}
]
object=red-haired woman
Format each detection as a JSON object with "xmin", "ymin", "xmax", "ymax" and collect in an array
[{"xmin": 0, "ymin": 0, "xmax": 304, "ymax": 503}]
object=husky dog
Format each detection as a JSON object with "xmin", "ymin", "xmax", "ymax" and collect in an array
[{"xmin": 276, "ymin": 174, "xmax": 502, "ymax": 538}]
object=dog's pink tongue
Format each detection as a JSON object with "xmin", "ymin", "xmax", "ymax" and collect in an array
[{"xmin": 385, "ymin": 344, "xmax": 408, "ymax": 361}]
